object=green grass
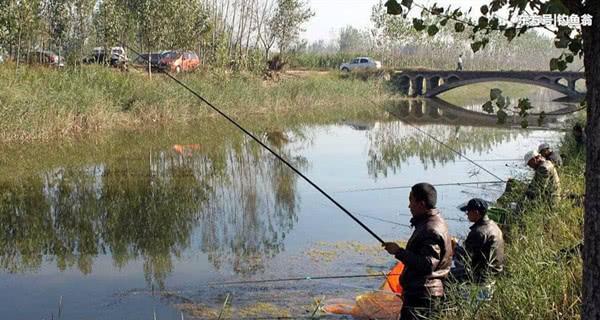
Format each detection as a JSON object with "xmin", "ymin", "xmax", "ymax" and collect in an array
[
  {"xmin": 440, "ymin": 123, "xmax": 585, "ymax": 320},
  {"xmin": 0, "ymin": 64, "xmax": 389, "ymax": 143}
]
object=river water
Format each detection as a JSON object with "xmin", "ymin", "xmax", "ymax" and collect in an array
[{"xmin": 0, "ymin": 91, "xmax": 574, "ymax": 319}]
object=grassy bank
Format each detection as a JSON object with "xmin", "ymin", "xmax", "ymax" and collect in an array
[
  {"xmin": 440, "ymin": 123, "xmax": 585, "ymax": 319},
  {"xmin": 0, "ymin": 64, "xmax": 388, "ymax": 143}
]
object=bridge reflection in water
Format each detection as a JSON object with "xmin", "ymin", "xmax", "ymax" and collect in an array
[{"xmin": 385, "ymin": 98, "xmax": 579, "ymax": 127}]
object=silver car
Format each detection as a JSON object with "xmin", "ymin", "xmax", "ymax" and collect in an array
[{"xmin": 340, "ymin": 57, "xmax": 382, "ymax": 72}]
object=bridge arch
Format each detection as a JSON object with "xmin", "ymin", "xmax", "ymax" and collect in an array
[{"xmin": 424, "ymin": 77, "xmax": 583, "ymax": 99}]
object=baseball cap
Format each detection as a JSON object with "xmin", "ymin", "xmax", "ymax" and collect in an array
[
  {"xmin": 538, "ymin": 143, "xmax": 551, "ymax": 152},
  {"xmin": 459, "ymin": 198, "xmax": 489, "ymax": 213},
  {"xmin": 524, "ymin": 150, "xmax": 540, "ymax": 164}
]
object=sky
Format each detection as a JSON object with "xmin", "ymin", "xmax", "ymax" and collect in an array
[{"xmin": 302, "ymin": 0, "xmax": 496, "ymax": 42}]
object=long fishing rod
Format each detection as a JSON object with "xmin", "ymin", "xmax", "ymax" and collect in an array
[
  {"xmin": 364, "ymin": 97, "xmax": 506, "ymax": 183},
  {"xmin": 205, "ymin": 273, "xmax": 403, "ymax": 286},
  {"xmin": 123, "ymin": 44, "xmax": 385, "ymax": 244},
  {"xmin": 335, "ymin": 180, "xmax": 504, "ymax": 194}
]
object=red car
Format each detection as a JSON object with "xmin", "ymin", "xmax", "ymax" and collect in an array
[
  {"xmin": 22, "ymin": 50, "xmax": 65, "ymax": 67},
  {"xmin": 159, "ymin": 51, "xmax": 200, "ymax": 73}
]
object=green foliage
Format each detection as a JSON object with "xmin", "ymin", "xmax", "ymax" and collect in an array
[
  {"xmin": 338, "ymin": 26, "xmax": 372, "ymax": 53},
  {"xmin": 269, "ymin": 0, "xmax": 314, "ymax": 56}
]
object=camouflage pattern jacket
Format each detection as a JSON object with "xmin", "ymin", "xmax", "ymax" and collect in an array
[{"xmin": 526, "ymin": 160, "xmax": 561, "ymax": 205}]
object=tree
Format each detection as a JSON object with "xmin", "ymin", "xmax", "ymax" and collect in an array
[
  {"xmin": 46, "ymin": 0, "xmax": 71, "ymax": 58},
  {"xmin": 255, "ymin": 0, "xmax": 277, "ymax": 60},
  {"xmin": 338, "ymin": 25, "xmax": 371, "ymax": 53},
  {"xmin": 268, "ymin": 0, "xmax": 314, "ymax": 57},
  {"xmin": 384, "ymin": 0, "xmax": 598, "ymax": 318}
]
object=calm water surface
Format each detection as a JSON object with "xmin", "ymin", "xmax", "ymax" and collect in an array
[{"xmin": 0, "ymin": 98, "xmax": 569, "ymax": 319}]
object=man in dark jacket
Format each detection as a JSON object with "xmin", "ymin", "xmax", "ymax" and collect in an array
[
  {"xmin": 383, "ymin": 183, "xmax": 453, "ymax": 320},
  {"xmin": 457, "ymin": 198, "xmax": 505, "ymax": 283}
]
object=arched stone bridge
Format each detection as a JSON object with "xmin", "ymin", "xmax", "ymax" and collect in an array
[{"xmin": 391, "ymin": 70, "xmax": 586, "ymax": 99}]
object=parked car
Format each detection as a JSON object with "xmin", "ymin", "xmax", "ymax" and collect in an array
[
  {"xmin": 22, "ymin": 49, "xmax": 65, "ymax": 67},
  {"xmin": 158, "ymin": 50, "xmax": 200, "ymax": 73},
  {"xmin": 339, "ymin": 57, "xmax": 382, "ymax": 72},
  {"xmin": 110, "ymin": 46, "xmax": 127, "ymax": 66},
  {"xmin": 133, "ymin": 52, "xmax": 163, "ymax": 71},
  {"xmin": 83, "ymin": 47, "xmax": 127, "ymax": 66}
]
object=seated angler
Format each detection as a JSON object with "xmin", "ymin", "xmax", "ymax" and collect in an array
[
  {"xmin": 454, "ymin": 198, "xmax": 505, "ymax": 283},
  {"xmin": 538, "ymin": 143, "xmax": 563, "ymax": 167},
  {"xmin": 523, "ymin": 150, "xmax": 561, "ymax": 208}
]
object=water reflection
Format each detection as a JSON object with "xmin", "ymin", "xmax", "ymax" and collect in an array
[
  {"xmin": 386, "ymin": 98, "xmax": 576, "ymax": 127},
  {"xmin": 0, "ymin": 100, "xmax": 564, "ymax": 293},
  {"xmin": 0, "ymin": 136, "xmax": 305, "ymax": 286},
  {"xmin": 366, "ymin": 100, "xmax": 522, "ymax": 178}
]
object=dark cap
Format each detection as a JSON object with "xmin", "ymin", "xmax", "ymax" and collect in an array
[{"xmin": 459, "ymin": 198, "xmax": 489, "ymax": 213}]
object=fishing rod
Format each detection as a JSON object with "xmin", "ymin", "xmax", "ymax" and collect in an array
[
  {"xmin": 364, "ymin": 97, "xmax": 506, "ymax": 183},
  {"xmin": 335, "ymin": 180, "xmax": 504, "ymax": 194},
  {"xmin": 123, "ymin": 44, "xmax": 386, "ymax": 244},
  {"xmin": 205, "ymin": 273, "xmax": 403, "ymax": 287}
]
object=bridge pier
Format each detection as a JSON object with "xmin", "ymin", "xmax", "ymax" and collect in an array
[
  {"xmin": 568, "ymin": 79, "xmax": 576, "ymax": 91},
  {"xmin": 409, "ymin": 77, "xmax": 424, "ymax": 96},
  {"xmin": 427, "ymin": 77, "xmax": 441, "ymax": 92}
]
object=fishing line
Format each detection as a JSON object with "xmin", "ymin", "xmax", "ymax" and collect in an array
[
  {"xmin": 123, "ymin": 44, "xmax": 385, "ymax": 244},
  {"xmin": 205, "ymin": 273, "xmax": 403, "ymax": 287},
  {"xmin": 356, "ymin": 212, "xmax": 412, "ymax": 228},
  {"xmin": 335, "ymin": 180, "xmax": 504, "ymax": 194},
  {"xmin": 365, "ymin": 96, "xmax": 506, "ymax": 182}
]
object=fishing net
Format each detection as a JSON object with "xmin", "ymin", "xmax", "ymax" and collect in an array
[{"xmin": 322, "ymin": 262, "xmax": 404, "ymax": 319}]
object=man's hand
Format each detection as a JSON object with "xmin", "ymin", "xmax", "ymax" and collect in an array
[{"xmin": 383, "ymin": 242, "xmax": 402, "ymax": 255}]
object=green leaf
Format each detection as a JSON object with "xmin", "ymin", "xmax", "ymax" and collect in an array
[
  {"xmin": 550, "ymin": 58, "xmax": 560, "ymax": 71},
  {"xmin": 489, "ymin": 17, "xmax": 499, "ymax": 29},
  {"xmin": 503, "ymin": 27, "xmax": 516, "ymax": 42},
  {"xmin": 427, "ymin": 25, "xmax": 439, "ymax": 36},
  {"xmin": 483, "ymin": 101, "xmax": 494, "ymax": 113},
  {"xmin": 385, "ymin": 0, "xmax": 403, "ymax": 15},
  {"xmin": 557, "ymin": 59, "xmax": 567, "ymax": 71},
  {"xmin": 490, "ymin": 88, "xmax": 502, "ymax": 100},
  {"xmin": 537, "ymin": 112, "xmax": 546, "ymax": 127},
  {"xmin": 517, "ymin": 98, "xmax": 532, "ymax": 117},
  {"xmin": 454, "ymin": 22, "xmax": 465, "ymax": 32},
  {"xmin": 471, "ymin": 41, "xmax": 482, "ymax": 53},
  {"xmin": 568, "ymin": 39, "xmax": 582, "ymax": 54},
  {"xmin": 480, "ymin": 5, "xmax": 489, "ymax": 15},
  {"xmin": 565, "ymin": 54, "xmax": 574, "ymax": 63},
  {"xmin": 440, "ymin": 18, "xmax": 448, "ymax": 26},
  {"xmin": 401, "ymin": 0, "xmax": 413, "ymax": 8},
  {"xmin": 497, "ymin": 109, "xmax": 508, "ymax": 124},
  {"xmin": 520, "ymin": 119, "xmax": 529, "ymax": 128},
  {"xmin": 496, "ymin": 95, "xmax": 506, "ymax": 108},
  {"xmin": 478, "ymin": 16, "xmax": 489, "ymax": 28},
  {"xmin": 431, "ymin": 5, "xmax": 444, "ymax": 15},
  {"xmin": 413, "ymin": 18, "xmax": 426, "ymax": 31}
]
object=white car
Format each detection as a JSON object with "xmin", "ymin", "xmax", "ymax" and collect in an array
[{"xmin": 340, "ymin": 57, "xmax": 382, "ymax": 72}]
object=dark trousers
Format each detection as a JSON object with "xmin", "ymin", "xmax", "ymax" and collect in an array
[{"xmin": 401, "ymin": 295, "xmax": 442, "ymax": 320}]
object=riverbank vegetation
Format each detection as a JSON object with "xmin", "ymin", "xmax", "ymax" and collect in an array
[
  {"xmin": 0, "ymin": 64, "xmax": 390, "ymax": 143},
  {"xmin": 440, "ymin": 119, "xmax": 585, "ymax": 319}
]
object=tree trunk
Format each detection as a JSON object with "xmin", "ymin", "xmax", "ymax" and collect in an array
[{"xmin": 582, "ymin": 5, "xmax": 600, "ymax": 320}]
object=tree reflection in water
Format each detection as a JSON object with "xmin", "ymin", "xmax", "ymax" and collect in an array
[
  {"xmin": 0, "ymin": 133, "xmax": 305, "ymax": 287},
  {"xmin": 366, "ymin": 99, "xmax": 522, "ymax": 179}
]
